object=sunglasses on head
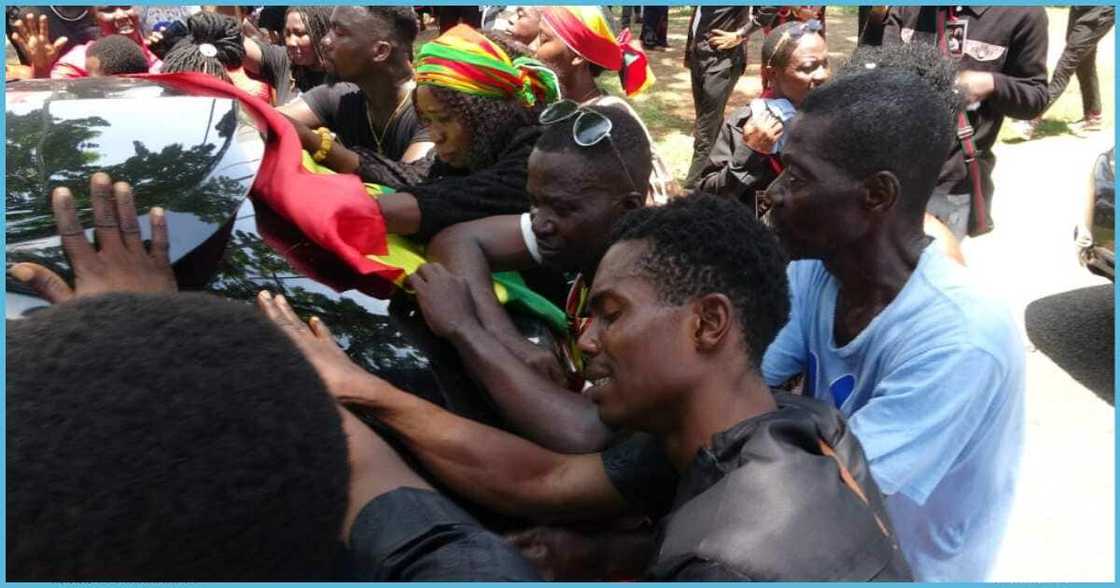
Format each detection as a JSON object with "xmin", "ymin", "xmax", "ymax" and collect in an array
[
  {"xmin": 539, "ymin": 100, "xmax": 644, "ymax": 196},
  {"xmin": 766, "ymin": 19, "xmax": 823, "ymax": 69}
]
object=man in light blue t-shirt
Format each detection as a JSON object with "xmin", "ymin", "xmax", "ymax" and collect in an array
[{"xmin": 760, "ymin": 57, "xmax": 1025, "ymax": 581}]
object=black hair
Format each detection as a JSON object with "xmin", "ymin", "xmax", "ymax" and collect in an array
[
  {"xmin": 761, "ymin": 20, "xmax": 820, "ymax": 69},
  {"xmin": 801, "ymin": 63, "xmax": 956, "ymax": 214},
  {"xmin": 533, "ymin": 102, "xmax": 652, "ymax": 196},
  {"xmin": 287, "ymin": 5, "xmax": 332, "ymax": 79},
  {"xmin": 87, "ymin": 34, "xmax": 148, "ymax": 75},
  {"xmin": 420, "ymin": 31, "xmax": 547, "ymax": 172},
  {"xmin": 7, "ymin": 293, "xmax": 350, "ymax": 581},
  {"xmin": 161, "ymin": 11, "xmax": 244, "ymax": 82},
  {"xmin": 364, "ymin": 7, "xmax": 420, "ymax": 61},
  {"xmin": 840, "ymin": 42, "xmax": 964, "ymax": 117},
  {"xmin": 607, "ymin": 193, "xmax": 791, "ymax": 368}
]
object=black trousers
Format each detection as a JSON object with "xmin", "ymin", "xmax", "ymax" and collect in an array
[
  {"xmin": 684, "ymin": 49, "xmax": 745, "ymax": 188},
  {"xmin": 1046, "ymin": 5, "xmax": 1115, "ymax": 117},
  {"xmin": 641, "ymin": 6, "xmax": 669, "ymax": 47}
]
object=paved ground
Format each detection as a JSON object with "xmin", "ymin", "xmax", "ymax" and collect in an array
[{"xmin": 965, "ymin": 14, "xmax": 1116, "ymax": 581}]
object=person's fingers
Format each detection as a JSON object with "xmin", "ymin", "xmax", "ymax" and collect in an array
[
  {"xmin": 51, "ymin": 36, "xmax": 68, "ymax": 53},
  {"xmin": 89, "ymin": 173, "xmax": 123, "ymax": 252},
  {"xmin": 51, "ymin": 186, "xmax": 97, "ymax": 265},
  {"xmin": 10, "ymin": 30, "xmax": 23, "ymax": 49},
  {"xmin": 256, "ymin": 290, "xmax": 285, "ymax": 324},
  {"xmin": 273, "ymin": 294, "xmax": 305, "ymax": 328},
  {"xmin": 309, "ymin": 316, "xmax": 334, "ymax": 341},
  {"xmin": 112, "ymin": 181, "xmax": 143, "ymax": 251},
  {"xmin": 8, "ymin": 262, "xmax": 75, "ymax": 304},
  {"xmin": 148, "ymin": 207, "xmax": 171, "ymax": 266},
  {"xmin": 38, "ymin": 13, "xmax": 49, "ymax": 40}
]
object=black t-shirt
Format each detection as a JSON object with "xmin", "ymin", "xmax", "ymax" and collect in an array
[
  {"xmin": 302, "ymin": 82, "xmax": 429, "ymax": 162},
  {"xmin": 252, "ymin": 39, "xmax": 326, "ymax": 107}
]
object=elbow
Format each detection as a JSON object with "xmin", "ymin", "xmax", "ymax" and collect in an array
[
  {"xmin": 427, "ymin": 223, "xmax": 477, "ymax": 265},
  {"xmin": 547, "ymin": 419, "xmax": 613, "ymax": 455}
]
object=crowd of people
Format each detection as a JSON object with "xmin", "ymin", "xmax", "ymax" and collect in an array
[{"xmin": 4, "ymin": 4, "xmax": 1110, "ymax": 583}]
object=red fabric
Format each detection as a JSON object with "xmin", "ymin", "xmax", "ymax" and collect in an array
[{"xmin": 135, "ymin": 71, "xmax": 402, "ymax": 294}]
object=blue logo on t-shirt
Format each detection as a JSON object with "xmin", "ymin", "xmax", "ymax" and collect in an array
[{"xmin": 805, "ymin": 351, "xmax": 856, "ymax": 408}]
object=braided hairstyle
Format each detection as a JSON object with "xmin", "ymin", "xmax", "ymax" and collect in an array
[
  {"xmin": 161, "ymin": 11, "xmax": 243, "ymax": 82},
  {"xmin": 287, "ymin": 5, "xmax": 332, "ymax": 85},
  {"xmin": 423, "ymin": 31, "xmax": 546, "ymax": 172}
]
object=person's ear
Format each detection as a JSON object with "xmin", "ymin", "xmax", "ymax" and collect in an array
[
  {"xmin": 571, "ymin": 54, "xmax": 586, "ymax": 69},
  {"xmin": 863, "ymin": 170, "xmax": 900, "ymax": 215},
  {"xmin": 691, "ymin": 293, "xmax": 734, "ymax": 353},
  {"xmin": 370, "ymin": 40, "xmax": 392, "ymax": 63}
]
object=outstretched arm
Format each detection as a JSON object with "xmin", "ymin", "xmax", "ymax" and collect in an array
[
  {"xmin": 408, "ymin": 263, "xmax": 615, "ymax": 453},
  {"xmin": 257, "ymin": 290, "xmax": 629, "ymax": 522}
]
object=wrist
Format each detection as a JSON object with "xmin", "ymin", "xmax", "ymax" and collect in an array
[{"xmin": 312, "ymin": 127, "xmax": 334, "ymax": 162}]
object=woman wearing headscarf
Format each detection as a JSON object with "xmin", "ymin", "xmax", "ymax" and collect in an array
[
  {"xmin": 242, "ymin": 6, "xmax": 331, "ymax": 106},
  {"xmin": 361, "ymin": 24, "xmax": 561, "ymax": 241},
  {"xmin": 535, "ymin": 6, "xmax": 676, "ymax": 201}
]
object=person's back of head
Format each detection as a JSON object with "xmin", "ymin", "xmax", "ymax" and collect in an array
[
  {"xmin": 799, "ymin": 63, "xmax": 956, "ymax": 215},
  {"xmin": 7, "ymin": 293, "xmax": 350, "ymax": 581},
  {"xmin": 533, "ymin": 102, "xmax": 653, "ymax": 198},
  {"xmin": 606, "ymin": 193, "xmax": 790, "ymax": 368},
  {"xmin": 86, "ymin": 34, "xmax": 148, "ymax": 76},
  {"xmin": 161, "ymin": 11, "xmax": 244, "ymax": 82},
  {"xmin": 365, "ymin": 7, "xmax": 420, "ymax": 63}
]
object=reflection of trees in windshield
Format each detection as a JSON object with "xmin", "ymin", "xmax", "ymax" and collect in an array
[
  {"xmin": 6, "ymin": 105, "xmax": 248, "ymax": 243},
  {"xmin": 206, "ymin": 225, "xmax": 432, "ymax": 380}
]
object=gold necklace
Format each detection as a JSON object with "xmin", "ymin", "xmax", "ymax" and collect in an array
[{"xmin": 365, "ymin": 90, "xmax": 411, "ymax": 155}]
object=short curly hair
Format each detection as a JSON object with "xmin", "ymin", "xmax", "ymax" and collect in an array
[
  {"xmin": 87, "ymin": 34, "xmax": 148, "ymax": 75},
  {"xmin": 418, "ymin": 31, "xmax": 545, "ymax": 172},
  {"xmin": 607, "ymin": 193, "xmax": 791, "ymax": 368},
  {"xmin": 7, "ymin": 293, "xmax": 350, "ymax": 580}
]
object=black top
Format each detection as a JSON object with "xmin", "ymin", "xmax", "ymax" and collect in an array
[
  {"xmin": 882, "ymin": 6, "xmax": 1048, "ymax": 198},
  {"xmin": 252, "ymin": 39, "xmax": 326, "ymax": 107},
  {"xmin": 348, "ymin": 486, "xmax": 541, "ymax": 581},
  {"xmin": 302, "ymin": 82, "xmax": 428, "ymax": 163},
  {"xmin": 695, "ymin": 104, "xmax": 781, "ymax": 212},
  {"xmin": 603, "ymin": 393, "xmax": 913, "ymax": 581},
  {"xmin": 685, "ymin": 6, "xmax": 750, "ymax": 57}
]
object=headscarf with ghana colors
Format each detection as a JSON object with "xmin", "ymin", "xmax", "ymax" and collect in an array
[
  {"xmin": 539, "ymin": 6, "xmax": 654, "ymax": 96},
  {"xmin": 415, "ymin": 24, "xmax": 560, "ymax": 107}
]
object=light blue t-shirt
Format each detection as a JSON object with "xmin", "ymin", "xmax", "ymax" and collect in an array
[{"xmin": 762, "ymin": 246, "xmax": 1025, "ymax": 582}]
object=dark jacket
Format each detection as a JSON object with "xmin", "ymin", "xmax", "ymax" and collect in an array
[
  {"xmin": 695, "ymin": 104, "xmax": 782, "ymax": 212},
  {"xmin": 642, "ymin": 393, "xmax": 912, "ymax": 580},
  {"xmin": 883, "ymin": 7, "xmax": 1048, "ymax": 204}
]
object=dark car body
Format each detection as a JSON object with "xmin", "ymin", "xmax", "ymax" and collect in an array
[{"xmin": 5, "ymin": 76, "xmax": 545, "ymax": 428}]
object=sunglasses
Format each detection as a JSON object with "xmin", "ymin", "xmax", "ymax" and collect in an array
[
  {"xmin": 539, "ymin": 100, "xmax": 643, "ymax": 197},
  {"xmin": 766, "ymin": 19, "xmax": 824, "ymax": 69}
]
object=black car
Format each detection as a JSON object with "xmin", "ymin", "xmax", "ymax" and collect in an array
[{"xmin": 5, "ymin": 75, "xmax": 554, "ymax": 429}]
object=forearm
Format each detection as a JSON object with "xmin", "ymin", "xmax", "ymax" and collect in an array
[
  {"xmin": 340, "ymin": 374, "xmax": 594, "ymax": 521},
  {"xmin": 447, "ymin": 322, "xmax": 612, "ymax": 453},
  {"xmin": 427, "ymin": 230, "xmax": 535, "ymax": 355}
]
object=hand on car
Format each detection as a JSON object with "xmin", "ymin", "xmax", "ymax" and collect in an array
[
  {"xmin": 407, "ymin": 263, "xmax": 482, "ymax": 339},
  {"xmin": 742, "ymin": 111, "xmax": 784, "ymax": 154},
  {"xmin": 11, "ymin": 13, "xmax": 68, "ymax": 78},
  {"xmin": 8, "ymin": 172, "xmax": 177, "ymax": 303},
  {"xmin": 708, "ymin": 28, "xmax": 744, "ymax": 51},
  {"xmin": 256, "ymin": 290, "xmax": 373, "ymax": 401}
]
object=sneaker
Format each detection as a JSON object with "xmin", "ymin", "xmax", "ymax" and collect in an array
[
  {"xmin": 1014, "ymin": 118, "xmax": 1040, "ymax": 140},
  {"xmin": 1070, "ymin": 114, "xmax": 1103, "ymax": 137}
]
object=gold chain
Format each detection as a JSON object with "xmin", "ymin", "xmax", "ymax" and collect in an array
[{"xmin": 366, "ymin": 90, "xmax": 411, "ymax": 155}]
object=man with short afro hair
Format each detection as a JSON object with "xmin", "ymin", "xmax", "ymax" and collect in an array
[
  {"xmin": 85, "ymin": 33, "xmax": 149, "ymax": 76},
  {"xmin": 276, "ymin": 192, "xmax": 912, "ymax": 581}
]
